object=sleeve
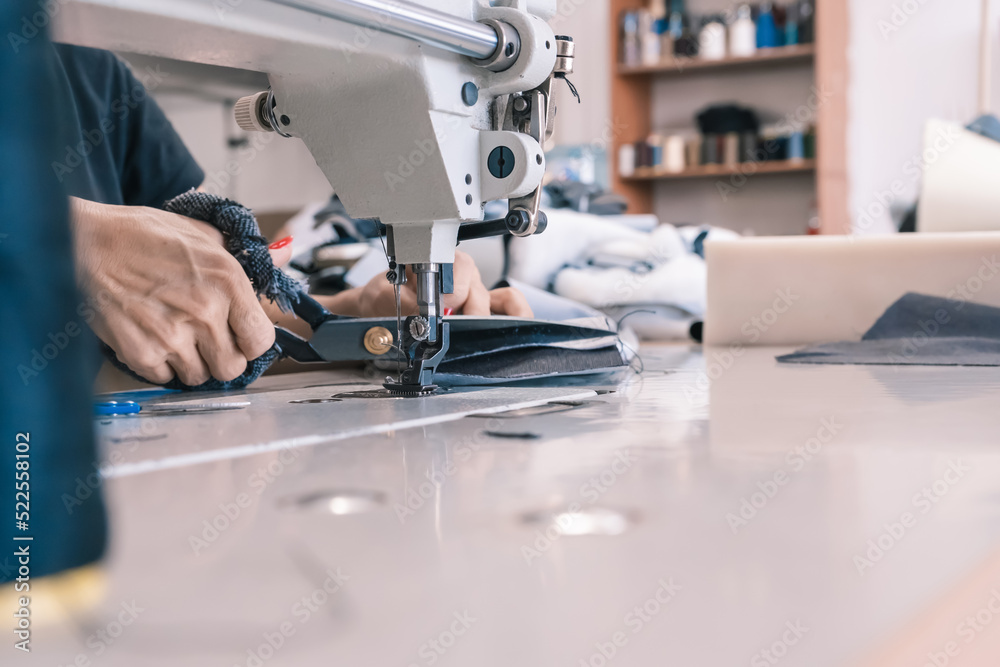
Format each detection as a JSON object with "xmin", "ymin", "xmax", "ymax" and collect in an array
[{"xmin": 113, "ymin": 57, "xmax": 205, "ymax": 208}]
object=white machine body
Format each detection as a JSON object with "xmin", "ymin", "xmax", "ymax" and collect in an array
[{"xmin": 55, "ymin": 0, "xmax": 559, "ymax": 263}]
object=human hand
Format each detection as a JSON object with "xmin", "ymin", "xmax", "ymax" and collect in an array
[
  {"xmin": 355, "ymin": 250, "xmax": 532, "ymax": 318},
  {"xmin": 71, "ymin": 197, "xmax": 292, "ymax": 385}
]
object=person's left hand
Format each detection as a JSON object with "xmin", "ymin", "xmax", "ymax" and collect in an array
[{"xmin": 356, "ymin": 250, "xmax": 532, "ymax": 318}]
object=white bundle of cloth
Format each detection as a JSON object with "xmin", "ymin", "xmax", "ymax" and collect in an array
[{"xmin": 507, "ymin": 209, "xmax": 739, "ymax": 340}]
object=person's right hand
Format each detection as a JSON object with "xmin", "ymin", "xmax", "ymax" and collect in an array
[
  {"xmin": 355, "ymin": 250, "xmax": 533, "ymax": 318},
  {"xmin": 71, "ymin": 197, "xmax": 290, "ymax": 385}
]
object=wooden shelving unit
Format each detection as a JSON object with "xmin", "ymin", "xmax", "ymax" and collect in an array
[
  {"xmin": 625, "ymin": 159, "xmax": 816, "ymax": 182},
  {"xmin": 618, "ymin": 44, "xmax": 815, "ymax": 77},
  {"xmin": 608, "ymin": 0, "xmax": 849, "ymax": 234}
]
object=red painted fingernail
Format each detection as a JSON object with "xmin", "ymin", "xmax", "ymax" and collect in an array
[
  {"xmin": 269, "ymin": 236, "xmax": 293, "ymax": 250},
  {"xmin": 443, "ymin": 308, "xmax": 454, "ymax": 317}
]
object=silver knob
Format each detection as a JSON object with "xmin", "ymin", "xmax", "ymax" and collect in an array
[
  {"xmin": 555, "ymin": 35, "xmax": 575, "ymax": 75},
  {"xmin": 408, "ymin": 317, "xmax": 430, "ymax": 342},
  {"xmin": 234, "ymin": 91, "xmax": 273, "ymax": 133}
]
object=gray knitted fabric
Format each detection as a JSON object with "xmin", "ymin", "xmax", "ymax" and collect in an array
[{"xmin": 102, "ymin": 190, "xmax": 301, "ymax": 390}]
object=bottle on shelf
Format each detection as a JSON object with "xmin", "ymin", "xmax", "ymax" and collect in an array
[
  {"xmin": 621, "ymin": 11, "xmax": 641, "ymax": 66},
  {"xmin": 785, "ymin": 2, "xmax": 800, "ymax": 46},
  {"xmin": 639, "ymin": 8, "xmax": 660, "ymax": 66},
  {"xmin": 659, "ymin": 20, "xmax": 674, "ymax": 59},
  {"xmin": 667, "ymin": 6, "xmax": 684, "ymax": 44},
  {"xmin": 667, "ymin": 1, "xmax": 698, "ymax": 59},
  {"xmin": 772, "ymin": 3, "xmax": 787, "ymax": 47},
  {"xmin": 699, "ymin": 15, "xmax": 727, "ymax": 61},
  {"xmin": 729, "ymin": 4, "xmax": 757, "ymax": 58},
  {"xmin": 756, "ymin": 2, "xmax": 779, "ymax": 49},
  {"xmin": 798, "ymin": 0, "xmax": 815, "ymax": 43}
]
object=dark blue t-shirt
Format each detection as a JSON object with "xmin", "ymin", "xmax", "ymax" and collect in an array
[{"xmin": 51, "ymin": 43, "xmax": 204, "ymax": 207}]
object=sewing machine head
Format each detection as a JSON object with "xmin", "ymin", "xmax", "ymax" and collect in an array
[
  {"xmin": 232, "ymin": 0, "xmax": 575, "ymax": 393},
  {"xmin": 59, "ymin": 0, "xmax": 575, "ymax": 393}
]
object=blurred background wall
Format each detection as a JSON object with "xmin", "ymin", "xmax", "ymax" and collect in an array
[{"xmin": 848, "ymin": 0, "xmax": 1000, "ymax": 234}]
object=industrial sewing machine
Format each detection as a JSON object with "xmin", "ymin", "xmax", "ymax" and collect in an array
[{"xmin": 59, "ymin": 0, "xmax": 596, "ymax": 395}]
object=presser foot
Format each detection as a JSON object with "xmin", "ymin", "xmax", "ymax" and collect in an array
[
  {"xmin": 382, "ymin": 380, "xmax": 439, "ymax": 397},
  {"xmin": 382, "ymin": 317, "xmax": 451, "ymax": 397}
]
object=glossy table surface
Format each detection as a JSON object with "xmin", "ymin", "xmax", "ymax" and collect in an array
[{"xmin": 27, "ymin": 345, "xmax": 1000, "ymax": 666}]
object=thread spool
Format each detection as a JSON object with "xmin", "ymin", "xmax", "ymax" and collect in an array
[
  {"xmin": 686, "ymin": 136, "xmax": 702, "ymax": 167},
  {"xmin": 702, "ymin": 133, "xmax": 721, "ymax": 165},
  {"xmin": 665, "ymin": 135, "xmax": 686, "ymax": 172},
  {"xmin": 724, "ymin": 133, "xmax": 740, "ymax": 166},
  {"xmin": 618, "ymin": 143, "xmax": 636, "ymax": 177},
  {"xmin": 788, "ymin": 130, "xmax": 806, "ymax": 162},
  {"xmin": 648, "ymin": 134, "xmax": 664, "ymax": 167},
  {"xmin": 740, "ymin": 131, "xmax": 759, "ymax": 163}
]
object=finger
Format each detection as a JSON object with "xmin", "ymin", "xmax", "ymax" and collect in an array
[
  {"xmin": 268, "ymin": 236, "xmax": 294, "ymax": 268},
  {"xmin": 268, "ymin": 246, "xmax": 293, "ymax": 268},
  {"xmin": 463, "ymin": 279, "xmax": 491, "ymax": 316},
  {"xmin": 166, "ymin": 342, "xmax": 212, "ymax": 387},
  {"xmin": 441, "ymin": 252, "xmax": 477, "ymax": 311},
  {"xmin": 228, "ymin": 275, "xmax": 276, "ymax": 359},
  {"xmin": 197, "ymin": 322, "xmax": 249, "ymax": 382},
  {"xmin": 126, "ymin": 356, "xmax": 175, "ymax": 385},
  {"xmin": 102, "ymin": 318, "xmax": 175, "ymax": 384},
  {"xmin": 387, "ymin": 283, "xmax": 420, "ymax": 316},
  {"xmin": 489, "ymin": 287, "xmax": 534, "ymax": 318},
  {"xmin": 399, "ymin": 286, "xmax": 420, "ymax": 316}
]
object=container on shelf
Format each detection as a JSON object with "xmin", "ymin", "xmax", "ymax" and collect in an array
[
  {"xmin": 698, "ymin": 16, "xmax": 727, "ymax": 61},
  {"xmin": 729, "ymin": 4, "xmax": 757, "ymax": 58}
]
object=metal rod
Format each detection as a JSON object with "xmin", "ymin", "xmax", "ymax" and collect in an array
[
  {"xmin": 412, "ymin": 263, "xmax": 441, "ymax": 320},
  {"xmin": 266, "ymin": 0, "xmax": 499, "ymax": 59}
]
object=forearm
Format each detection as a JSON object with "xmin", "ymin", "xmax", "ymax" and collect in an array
[{"xmin": 68, "ymin": 197, "xmax": 118, "ymax": 291}]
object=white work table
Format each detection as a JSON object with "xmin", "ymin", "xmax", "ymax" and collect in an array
[{"xmin": 29, "ymin": 345, "xmax": 1000, "ymax": 666}]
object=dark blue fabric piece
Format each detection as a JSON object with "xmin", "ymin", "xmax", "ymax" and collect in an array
[
  {"xmin": 103, "ymin": 191, "xmax": 301, "ymax": 391},
  {"xmin": 691, "ymin": 228, "xmax": 710, "ymax": 259},
  {"xmin": 967, "ymin": 114, "xmax": 1000, "ymax": 144},
  {"xmin": 778, "ymin": 293, "xmax": 1000, "ymax": 366},
  {"xmin": 51, "ymin": 44, "xmax": 204, "ymax": 208},
  {"xmin": 862, "ymin": 293, "xmax": 1000, "ymax": 341},
  {"xmin": 2, "ymin": 8, "xmax": 108, "ymax": 581}
]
